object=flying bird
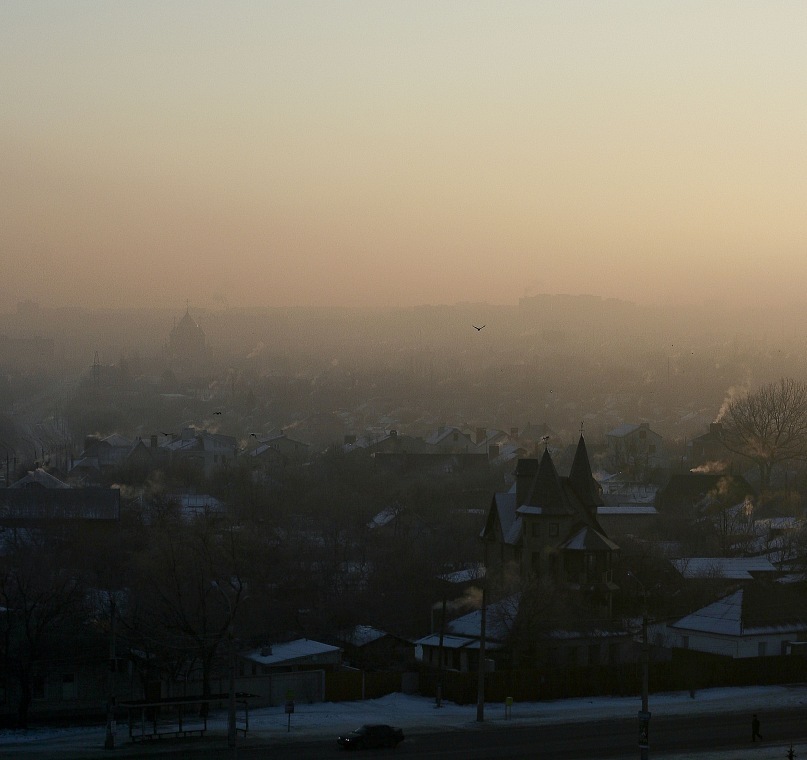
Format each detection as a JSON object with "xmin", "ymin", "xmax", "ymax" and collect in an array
[
  {"xmin": 213, "ymin": 411, "xmax": 222, "ymax": 415},
  {"xmin": 473, "ymin": 324, "xmax": 485, "ymax": 331}
]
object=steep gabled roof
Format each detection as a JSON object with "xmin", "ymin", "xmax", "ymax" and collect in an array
[
  {"xmin": 481, "ymin": 492, "xmax": 522, "ymax": 545},
  {"xmin": 607, "ymin": 423, "xmax": 652, "ymax": 438},
  {"xmin": 10, "ymin": 468, "xmax": 71, "ymax": 489}
]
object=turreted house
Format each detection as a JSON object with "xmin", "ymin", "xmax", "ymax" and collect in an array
[{"xmin": 481, "ymin": 436, "xmax": 620, "ymax": 618}]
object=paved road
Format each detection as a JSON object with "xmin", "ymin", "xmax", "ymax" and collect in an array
[
  {"xmin": 243, "ymin": 709, "xmax": 807, "ymax": 760},
  {"xmin": 19, "ymin": 706, "xmax": 804, "ymax": 760}
]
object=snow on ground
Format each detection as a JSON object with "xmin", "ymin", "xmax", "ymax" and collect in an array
[{"xmin": 3, "ymin": 685, "xmax": 807, "ymax": 758}]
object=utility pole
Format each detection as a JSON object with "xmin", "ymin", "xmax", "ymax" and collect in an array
[
  {"xmin": 104, "ymin": 593, "xmax": 117, "ymax": 750},
  {"xmin": 227, "ymin": 622, "xmax": 236, "ymax": 753},
  {"xmin": 476, "ymin": 581, "xmax": 486, "ymax": 722},
  {"xmin": 476, "ymin": 542, "xmax": 489, "ymax": 722},
  {"xmin": 640, "ymin": 600, "xmax": 649, "ymax": 760},
  {"xmin": 435, "ymin": 591, "xmax": 447, "ymax": 708},
  {"xmin": 628, "ymin": 572, "xmax": 650, "ymax": 760}
]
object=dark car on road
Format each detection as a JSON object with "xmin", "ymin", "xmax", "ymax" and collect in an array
[{"xmin": 337, "ymin": 723, "xmax": 405, "ymax": 750}]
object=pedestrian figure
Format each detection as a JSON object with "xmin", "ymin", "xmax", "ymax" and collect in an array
[{"xmin": 751, "ymin": 713, "xmax": 762, "ymax": 742}]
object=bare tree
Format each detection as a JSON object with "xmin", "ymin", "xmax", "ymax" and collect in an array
[
  {"xmin": 719, "ymin": 378, "xmax": 807, "ymax": 490},
  {"xmin": 122, "ymin": 513, "xmax": 246, "ymax": 708},
  {"xmin": 0, "ymin": 531, "xmax": 88, "ymax": 727}
]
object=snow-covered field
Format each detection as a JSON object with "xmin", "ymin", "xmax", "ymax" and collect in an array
[{"xmin": 3, "ymin": 684, "xmax": 807, "ymax": 758}]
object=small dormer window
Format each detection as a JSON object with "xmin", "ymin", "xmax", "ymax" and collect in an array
[{"xmin": 639, "ymin": 429, "xmax": 646, "ymax": 440}]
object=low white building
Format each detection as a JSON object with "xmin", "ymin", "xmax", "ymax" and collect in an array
[{"xmin": 664, "ymin": 585, "xmax": 807, "ymax": 659}]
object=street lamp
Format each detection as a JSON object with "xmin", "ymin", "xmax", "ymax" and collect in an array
[
  {"xmin": 626, "ymin": 571, "xmax": 650, "ymax": 760},
  {"xmin": 211, "ymin": 581, "xmax": 238, "ymax": 753}
]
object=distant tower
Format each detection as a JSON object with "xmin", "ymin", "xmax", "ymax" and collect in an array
[
  {"xmin": 92, "ymin": 351, "xmax": 101, "ymax": 386},
  {"xmin": 168, "ymin": 306, "xmax": 206, "ymax": 372}
]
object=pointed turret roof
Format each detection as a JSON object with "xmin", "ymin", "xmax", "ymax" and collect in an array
[
  {"xmin": 524, "ymin": 447, "xmax": 569, "ymax": 514},
  {"xmin": 569, "ymin": 435, "xmax": 604, "ymax": 509}
]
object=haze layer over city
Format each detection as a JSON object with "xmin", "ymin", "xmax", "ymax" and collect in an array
[{"xmin": 5, "ymin": 4, "xmax": 807, "ymax": 757}]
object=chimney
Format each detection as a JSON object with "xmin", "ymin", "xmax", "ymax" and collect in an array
[
  {"xmin": 710, "ymin": 422, "xmax": 723, "ymax": 437},
  {"xmin": 344, "ymin": 434, "xmax": 356, "ymax": 445},
  {"xmin": 510, "ymin": 427, "xmax": 519, "ymax": 438},
  {"xmin": 488, "ymin": 444, "xmax": 499, "ymax": 459},
  {"xmin": 150, "ymin": 434, "xmax": 158, "ymax": 449},
  {"xmin": 515, "ymin": 458, "xmax": 539, "ymax": 507},
  {"xmin": 476, "ymin": 427, "xmax": 486, "ymax": 445}
]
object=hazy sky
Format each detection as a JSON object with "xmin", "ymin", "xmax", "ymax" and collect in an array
[{"xmin": 2, "ymin": 2, "xmax": 806, "ymax": 311}]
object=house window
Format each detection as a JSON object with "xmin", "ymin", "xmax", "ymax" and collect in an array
[
  {"xmin": 550, "ymin": 522, "xmax": 559, "ymax": 537},
  {"xmin": 62, "ymin": 673, "xmax": 77, "ymax": 701},
  {"xmin": 758, "ymin": 642, "xmax": 767, "ymax": 657}
]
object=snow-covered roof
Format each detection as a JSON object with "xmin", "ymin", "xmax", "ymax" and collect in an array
[
  {"xmin": 443, "ymin": 596, "xmax": 517, "ymax": 642},
  {"xmin": 413, "ymin": 633, "xmax": 503, "ymax": 651},
  {"xmin": 598, "ymin": 505, "xmax": 657, "ymax": 515},
  {"xmin": 242, "ymin": 638, "xmax": 341, "ymax": 666},
  {"xmin": 561, "ymin": 526, "xmax": 620, "ymax": 552},
  {"xmin": 10, "ymin": 468, "xmax": 71, "ymax": 489},
  {"xmin": 670, "ymin": 588, "xmax": 807, "ymax": 637},
  {"xmin": 368, "ymin": 507, "xmax": 398, "ymax": 529},
  {"xmin": 425, "ymin": 426, "xmax": 470, "ymax": 446},
  {"xmin": 341, "ymin": 626, "xmax": 389, "ymax": 647},
  {"xmin": 671, "ymin": 557, "xmax": 777, "ymax": 580},
  {"xmin": 439, "ymin": 565, "xmax": 485, "ymax": 584},
  {"xmin": 102, "ymin": 433, "xmax": 135, "ymax": 448},
  {"xmin": 671, "ymin": 591, "xmax": 745, "ymax": 636}
]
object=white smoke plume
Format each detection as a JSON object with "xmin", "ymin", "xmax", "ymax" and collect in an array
[
  {"xmin": 690, "ymin": 461, "xmax": 729, "ymax": 475},
  {"xmin": 715, "ymin": 385, "xmax": 748, "ymax": 423}
]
